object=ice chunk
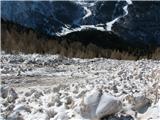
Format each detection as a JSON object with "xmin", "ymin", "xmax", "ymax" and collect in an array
[
  {"xmin": 96, "ymin": 93, "xmax": 122, "ymax": 118},
  {"xmin": 7, "ymin": 88, "xmax": 18, "ymax": 103},
  {"xmin": 80, "ymin": 89, "xmax": 102, "ymax": 119}
]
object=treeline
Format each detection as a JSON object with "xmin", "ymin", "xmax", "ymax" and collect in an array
[{"xmin": 1, "ymin": 20, "xmax": 160, "ymax": 60}]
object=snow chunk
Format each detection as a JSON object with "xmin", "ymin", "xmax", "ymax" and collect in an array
[
  {"xmin": 96, "ymin": 93, "xmax": 122, "ymax": 118},
  {"xmin": 80, "ymin": 89, "xmax": 102, "ymax": 119},
  {"xmin": 80, "ymin": 89, "xmax": 122, "ymax": 119}
]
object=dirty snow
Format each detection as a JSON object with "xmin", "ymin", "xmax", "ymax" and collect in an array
[{"xmin": 1, "ymin": 53, "xmax": 160, "ymax": 120}]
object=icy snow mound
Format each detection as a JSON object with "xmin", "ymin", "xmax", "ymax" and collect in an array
[{"xmin": 80, "ymin": 89, "xmax": 122, "ymax": 119}]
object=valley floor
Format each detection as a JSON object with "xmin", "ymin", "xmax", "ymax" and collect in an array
[{"xmin": 1, "ymin": 53, "xmax": 160, "ymax": 120}]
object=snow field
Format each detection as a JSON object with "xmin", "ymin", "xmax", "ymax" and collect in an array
[{"xmin": 1, "ymin": 53, "xmax": 160, "ymax": 120}]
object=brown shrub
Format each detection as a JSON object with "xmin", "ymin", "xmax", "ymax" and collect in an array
[{"xmin": 1, "ymin": 21, "xmax": 160, "ymax": 60}]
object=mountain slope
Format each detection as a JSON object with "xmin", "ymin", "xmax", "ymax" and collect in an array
[
  {"xmin": 1, "ymin": 1, "xmax": 160, "ymax": 46},
  {"xmin": 113, "ymin": 1, "xmax": 160, "ymax": 46}
]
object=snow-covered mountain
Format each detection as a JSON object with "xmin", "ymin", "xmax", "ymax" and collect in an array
[
  {"xmin": 112, "ymin": 1, "xmax": 160, "ymax": 45},
  {"xmin": 1, "ymin": 1, "xmax": 160, "ymax": 45}
]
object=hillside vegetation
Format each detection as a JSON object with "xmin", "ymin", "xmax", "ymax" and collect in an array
[{"xmin": 1, "ymin": 20, "xmax": 160, "ymax": 60}]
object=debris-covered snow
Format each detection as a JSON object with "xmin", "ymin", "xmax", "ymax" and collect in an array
[{"xmin": 1, "ymin": 53, "xmax": 160, "ymax": 120}]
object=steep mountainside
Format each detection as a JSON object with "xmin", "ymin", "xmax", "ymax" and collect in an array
[
  {"xmin": 113, "ymin": 1, "xmax": 160, "ymax": 45},
  {"xmin": 1, "ymin": 1, "xmax": 160, "ymax": 46}
]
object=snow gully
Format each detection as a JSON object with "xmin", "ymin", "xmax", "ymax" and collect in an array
[{"xmin": 106, "ymin": 0, "xmax": 132, "ymax": 31}]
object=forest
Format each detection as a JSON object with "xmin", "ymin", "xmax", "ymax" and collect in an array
[{"xmin": 1, "ymin": 19, "xmax": 160, "ymax": 60}]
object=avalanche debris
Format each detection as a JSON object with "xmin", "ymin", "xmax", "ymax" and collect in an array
[{"xmin": 1, "ymin": 53, "xmax": 160, "ymax": 120}]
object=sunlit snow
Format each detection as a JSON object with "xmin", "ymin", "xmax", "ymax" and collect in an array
[{"xmin": 1, "ymin": 52, "xmax": 160, "ymax": 120}]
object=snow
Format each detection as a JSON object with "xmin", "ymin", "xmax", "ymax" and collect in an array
[
  {"xmin": 1, "ymin": 53, "xmax": 160, "ymax": 120},
  {"xmin": 96, "ymin": 93, "xmax": 122, "ymax": 118},
  {"xmin": 57, "ymin": 25, "xmax": 105, "ymax": 36},
  {"xmin": 126, "ymin": 0, "xmax": 132, "ymax": 5},
  {"xmin": 83, "ymin": 6, "xmax": 92, "ymax": 19},
  {"xmin": 58, "ymin": 0, "xmax": 133, "ymax": 35},
  {"xmin": 106, "ymin": 0, "xmax": 132, "ymax": 31},
  {"xmin": 123, "ymin": 5, "xmax": 129, "ymax": 16},
  {"xmin": 3, "ymin": 0, "xmax": 143, "ymax": 39},
  {"xmin": 106, "ymin": 17, "xmax": 120, "ymax": 31},
  {"xmin": 80, "ymin": 89, "xmax": 101, "ymax": 119}
]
